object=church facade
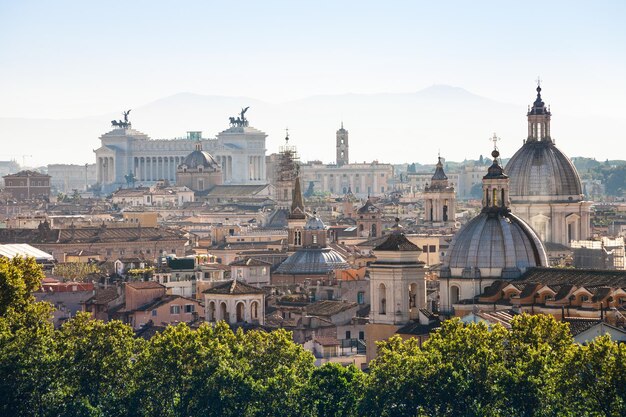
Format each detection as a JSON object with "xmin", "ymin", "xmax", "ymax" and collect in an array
[{"xmin": 94, "ymin": 113, "xmax": 267, "ymax": 193}]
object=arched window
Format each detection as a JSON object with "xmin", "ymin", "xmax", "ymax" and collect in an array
[
  {"xmin": 371, "ymin": 224, "xmax": 377, "ymax": 237},
  {"xmin": 251, "ymin": 301, "xmax": 259, "ymax": 321},
  {"xmin": 208, "ymin": 301, "xmax": 216, "ymax": 322},
  {"xmin": 409, "ymin": 283, "xmax": 418, "ymax": 308},
  {"xmin": 294, "ymin": 230, "xmax": 302, "ymax": 246},
  {"xmin": 379, "ymin": 283, "xmax": 387, "ymax": 315},
  {"xmin": 220, "ymin": 302, "xmax": 228, "ymax": 322},
  {"xmin": 450, "ymin": 286, "xmax": 460, "ymax": 305},
  {"xmin": 236, "ymin": 302, "xmax": 245, "ymax": 322}
]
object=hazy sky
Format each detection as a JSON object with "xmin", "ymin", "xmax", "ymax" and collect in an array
[{"xmin": 1, "ymin": 1, "xmax": 625, "ymax": 161}]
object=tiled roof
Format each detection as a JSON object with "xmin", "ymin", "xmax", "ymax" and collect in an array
[
  {"xmin": 314, "ymin": 336, "xmax": 340, "ymax": 346},
  {"xmin": 134, "ymin": 294, "xmax": 198, "ymax": 312},
  {"xmin": 519, "ymin": 268, "xmax": 626, "ymax": 288},
  {"xmin": 0, "ymin": 226, "xmax": 186, "ymax": 244},
  {"xmin": 204, "ymin": 184, "xmax": 270, "ymax": 197},
  {"xmin": 83, "ymin": 287, "xmax": 119, "ymax": 305},
  {"xmin": 127, "ymin": 281, "xmax": 165, "ymax": 290},
  {"xmin": 396, "ymin": 320, "xmax": 440, "ymax": 335},
  {"xmin": 563, "ymin": 318, "xmax": 602, "ymax": 336},
  {"xmin": 203, "ymin": 279, "xmax": 265, "ymax": 295},
  {"xmin": 374, "ymin": 233, "xmax": 420, "ymax": 252},
  {"xmin": 305, "ymin": 300, "xmax": 358, "ymax": 317},
  {"xmin": 357, "ymin": 199, "xmax": 379, "ymax": 214},
  {"xmin": 229, "ymin": 257, "xmax": 272, "ymax": 267},
  {"xmin": 3, "ymin": 170, "xmax": 50, "ymax": 178}
]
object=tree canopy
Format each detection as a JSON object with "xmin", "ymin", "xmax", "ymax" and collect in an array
[{"xmin": 2, "ymin": 260, "xmax": 626, "ymax": 416}]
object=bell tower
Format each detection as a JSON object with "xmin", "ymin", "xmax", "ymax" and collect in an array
[
  {"xmin": 287, "ymin": 176, "xmax": 307, "ymax": 252},
  {"xmin": 336, "ymin": 122, "xmax": 349, "ymax": 166},
  {"xmin": 424, "ymin": 156, "xmax": 456, "ymax": 225}
]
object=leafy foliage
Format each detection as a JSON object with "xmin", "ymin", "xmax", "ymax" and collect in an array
[{"xmin": 3, "ymin": 260, "xmax": 626, "ymax": 416}]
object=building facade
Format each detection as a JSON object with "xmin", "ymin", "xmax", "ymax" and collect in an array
[
  {"xmin": 3, "ymin": 170, "xmax": 51, "ymax": 200},
  {"xmin": 48, "ymin": 163, "xmax": 97, "ymax": 193},
  {"xmin": 94, "ymin": 116, "xmax": 267, "ymax": 192},
  {"xmin": 299, "ymin": 123, "xmax": 393, "ymax": 198}
]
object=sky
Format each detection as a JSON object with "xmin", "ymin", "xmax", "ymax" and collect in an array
[{"xmin": 0, "ymin": 0, "xmax": 625, "ymax": 163}]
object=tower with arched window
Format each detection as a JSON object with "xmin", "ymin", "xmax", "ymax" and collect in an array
[
  {"xmin": 203, "ymin": 280, "xmax": 265, "ymax": 325},
  {"xmin": 368, "ymin": 220, "xmax": 427, "ymax": 325},
  {"xmin": 336, "ymin": 122, "xmax": 349, "ymax": 166},
  {"xmin": 424, "ymin": 156, "xmax": 456, "ymax": 228}
]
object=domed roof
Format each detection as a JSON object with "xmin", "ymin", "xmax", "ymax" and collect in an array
[
  {"xmin": 505, "ymin": 141, "xmax": 582, "ymax": 199},
  {"xmin": 181, "ymin": 149, "xmax": 220, "ymax": 170},
  {"xmin": 274, "ymin": 248, "xmax": 350, "ymax": 275},
  {"xmin": 441, "ymin": 210, "xmax": 548, "ymax": 279},
  {"xmin": 305, "ymin": 214, "xmax": 325, "ymax": 230}
]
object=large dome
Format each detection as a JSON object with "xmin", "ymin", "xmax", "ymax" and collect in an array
[
  {"xmin": 275, "ymin": 248, "xmax": 350, "ymax": 275},
  {"xmin": 441, "ymin": 210, "xmax": 548, "ymax": 279},
  {"xmin": 181, "ymin": 150, "xmax": 220, "ymax": 171},
  {"xmin": 505, "ymin": 141, "xmax": 582, "ymax": 199}
]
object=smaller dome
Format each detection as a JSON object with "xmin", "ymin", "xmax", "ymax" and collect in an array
[
  {"xmin": 181, "ymin": 150, "xmax": 220, "ymax": 170},
  {"xmin": 275, "ymin": 248, "xmax": 350, "ymax": 275},
  {"xmin": 441, "ymin": 210, "xmax": 547, "ymax": 279},
  {"xmin": 305, "ymin": 214, "xmax": 325, "ymax": 230}
]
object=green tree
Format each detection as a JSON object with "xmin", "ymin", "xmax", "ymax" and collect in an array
[
  {"xmin": 0, "ymin": 257, "xmax": 60, "ymax": 417},
  {"xmin": 303, "ymin": 363, "xmax": 365, "ymax": 417},
  {"xmin": 497, "ymin": 314, "xmax": 575, "ymax": 417},
  {"xmin": 0, "ymin": 256, "xmax": 45, "ymax": 315},
  {"xmin": 55, "ymin": 313, "xmax": 142, "ymax": 417},
  {"xmin": 557, "ymin": 335, "xmax": 626, "ymax": 416}
]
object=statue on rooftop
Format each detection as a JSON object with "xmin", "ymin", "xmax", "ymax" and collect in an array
[
  {"xmin": 228, "ymin": 106, "xmax": 250, "ymax": 127},
  {"xmin": 111, "ymin": 109, "xmax": 132, "ymax": 129}
]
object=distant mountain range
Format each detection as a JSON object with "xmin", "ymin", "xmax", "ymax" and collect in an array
[{"xmin": 1, "ymin": 85, "xmax": 623, "ymax": 167}]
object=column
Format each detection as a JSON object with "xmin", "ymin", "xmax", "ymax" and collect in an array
[
  {"xmin": 97, "ymin": 157, "xmax": 102, "ymax": 183},
  {"xmin": 109, "ymin": 157, "xmax": 114, "ymax": 184}
]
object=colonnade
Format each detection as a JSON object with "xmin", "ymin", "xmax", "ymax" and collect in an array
[
  {"xmin": 133, "ymin": 156, "xmax": 183, "ymax": 182},
  {"xmin": 132, "ymin": 155, "xmax": 233, "ymax": 183},
  {"xmin": 97, "ymin": 157, "xmax": 115, "ymax": 184}
]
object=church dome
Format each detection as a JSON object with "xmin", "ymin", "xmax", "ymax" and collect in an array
[
  {"xmin": 441, "ymin": 148, "xmax": 548, "ymax": 279},
  {"xmin": 504, "ymin": 84, "xmax": 583, "ymax": 200},
  {"xmin": 305, "ymin": 214, "xmax": 325, "ymax": 230},
  {"xmin": 181, "ymin": 149, "xmax": 220, "ymax": 171},
  {"xmin": 505, "ymin": 141, "xmax": 582, "ymax": 199},
  {"xmin": 441, "ymin": 210, "xmax": 548, "ymax": 279},
  {"xmin": 274, "ymin": 248, "xmax": 350, "ymax": 275},
  {"xmin": 180, "ymin": 141, "xmax": 220, "ymax": 171}
]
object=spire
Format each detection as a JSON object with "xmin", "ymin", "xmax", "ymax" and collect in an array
[{"xmin": 289, "ymin": 176, "xmax": 306, "ymax": 219}]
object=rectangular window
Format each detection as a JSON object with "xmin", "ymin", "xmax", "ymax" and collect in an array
[
  {"xmin": 170, "ymin": 305, "xmax": 180, "ymax": 314},
  {"xmin": 357, "ymin": 291, "xmax": 365, "ymax": 304},
  {"xmin": 422, "ymin": 245, "xmax": 428, "ymax": 253},
  {"xmin": 359, "ymin": 331, "xmax": 365, "ymax": 340},
  {"xmin": 184, "ymin": 304, "xmax": 195, "ymax": 314},
  {"xmin": 151, "ymin": 309, "xmax": 157, "ymax": 317},
  {"xmin": 345, "ymin": 330, "xmax": 351, "ymax": 340},
  {"xmin": 429, "ymin": 245, "xmax": 436, "ymax": 252}
]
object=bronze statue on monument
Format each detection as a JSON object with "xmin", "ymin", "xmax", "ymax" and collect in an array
[
  {"xmin": 229, "ymin": 106, "xmax": 250, "ymax": 127},
  {"xmin": 111, "ymin": 109, "xmax": 132, "ymax": 128}
]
